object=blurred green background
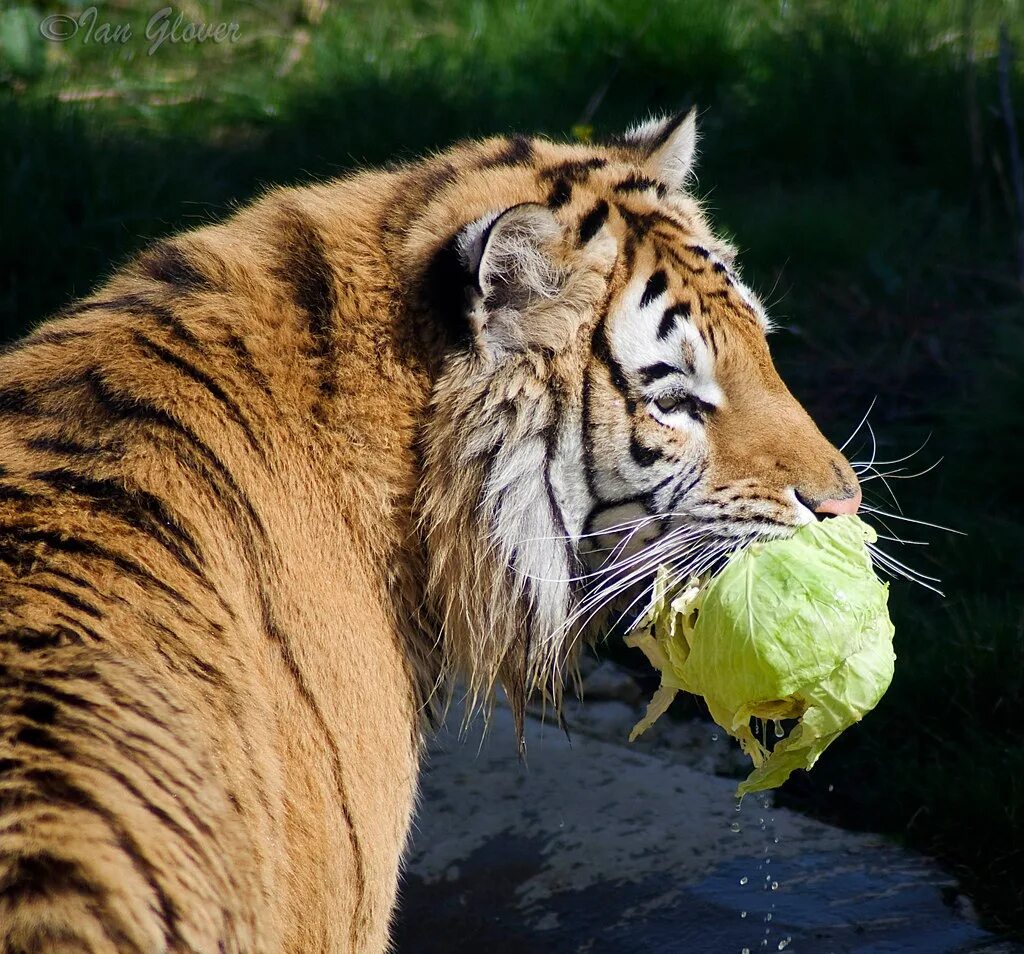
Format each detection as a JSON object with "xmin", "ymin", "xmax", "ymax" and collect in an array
[{"xmin": 2, "ymin": 0, "xmax": 1023, "ymax": 936}]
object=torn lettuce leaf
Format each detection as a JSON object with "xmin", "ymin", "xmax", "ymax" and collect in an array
[{"xmin": 626, "ymin": 515, "xmax": 896, "ymax": 797}]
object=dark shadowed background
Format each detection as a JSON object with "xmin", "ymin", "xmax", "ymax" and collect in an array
[{"xmin": 2, "ymin": 0, "xmax": 1023, "ymax": 936}]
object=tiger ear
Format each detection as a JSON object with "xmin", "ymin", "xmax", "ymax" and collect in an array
[
  {"xmin": 458, "ymin": 203, "xmax": 567, "ymax": 355},
  {"xmin": 617, "ymin": 107, "xmax": 699, "ymax": 191}
]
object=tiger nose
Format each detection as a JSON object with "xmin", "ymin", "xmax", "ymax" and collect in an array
[{"xmin": 814, "ymin": 488, "xmax": 862, "ymax": 517}]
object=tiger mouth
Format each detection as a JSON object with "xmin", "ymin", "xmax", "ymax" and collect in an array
[{"xmin": 573, "ymin": 519, "xmax": 794, "ymax": 641}]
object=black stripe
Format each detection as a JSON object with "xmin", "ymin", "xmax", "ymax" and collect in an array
[
  {"xmin": 258, "ymin": 592, "xmax": 366, "ymax": 945},
  {"xmin": 580, "ymin": 284, "xmax": 620, "ymax": 505},
  {"xmin": 688, "ymin": 244, "xmax": 711, "ymax": 259},
  {"xmin": 590, "ymin": 321, "xmax": 630, "ymax": 397},
  {"xmin": 131, "ymin": 331, "xmax": 264, "ymax": 459},
  {"xmin": 19, "ymin": 325, "xmax": 93, "ymax": 348},
  {"xmin": 703, "ymin": 324, "xmax": 720, "ymax": 358},
  {"xmin": 225, "ymin": 332, "xmax": 273, "ymax": 395},
  {"xmin": 629, "ymin": 435, "xmax": 663, "ymax": 467},
  {"xmin": 639, "ymin": 362, "xmax": 684, "ymax": 384},
  {"xmin": 547, "ymin": 177, "xmax": 573, "ymax": 209},
  {"xmin": 10, "ymin": 580, "xmax": 104, "ymax": 620},
  {"xmin": 13, "ymin": 724, "xmax": 64, "ymax": 752},
  {"xmin": 18, "ymin": 697, "xmax": 57, "ymax": 724},
  {"xmin": 82, "ymin": 368, "xmax": 267, "ymax": 542},
  {"xmin": 539, "ymin": 157, "xmax": 607, "ymax": 182},
  {"xmin": 2, "ymin": 667, "xmax": 208, "ymax": 792},
  {"xmin": 146, "ymin": 302, "xmax": 204, "ymax": 350},
  {"xmin": 479, "ymin": 135, "xmax": 536, "ymax": 168},
  {"xmin": 578, "ymin": 200, "xmax": 609, "ymax": 243},
  {"xmin": 712, "ymin": 260, "xmax": 727, "ymax": 274},
  {"xmin": 640, "ymin": 270, "xmax": 668, "ymax": 308},
  {"xmin": 37, "ymin": 686, "xmax": 205, "ymax": 789},
  {"xmin": 26, "ymin": 433, "xmax": 111, "ymax": 459},
  {"xmin": 635, "ymin": 470, "xmax": 681, "ymax": 513},
  {"xmin": 0, "ymin": 481, "xmax": 39, "ymax": 504},
  {"xmin": 0, "ymin": 386, "xmax": 35, "ymax": 415},
  {"xmin": 18, "ymin": 769, "xmax": 182, "ymax": 948},
  {"xmin": 614, "ymin": 205, "xmax": 665, "ymax": 257},
  {"xmin": 661, "ymin": 245, "xmax": 704, "ymax": 276},
  {"xmin": 51, "ymin": 613, "xmax": 104, "ymax": 644},
  {"xmin": 274, "ymin": 208, "xmax": 337, "ymax": 352},
  {"xmin": 541, "ymin": 402, "xmax": 581, "ymax": 584},
  {"xmin": 667, "ymin": 463, "xmax": 705, "ymax": 512},
  {"xmin": 658, "ymin": 302, "xmax": 691, "ymax": 339},
  {"xmin": 70, "ymin": 293, "xmax": 148, "ymax": 315},
  {"xmin": 0, "ymin": 627, "xmax": 77, "ymax": 651},
  {"xmin": 613, "ymin": 175, "xmax": 667, "ymax": 198},
  {"xmin": 0, "ymin": 853, "xmax": 107, "ymax": 905},
  {"xmin": 0, "ymin": 529, "xmax": 188, "ymax": 611},
  {"xmin": 29, "ymin": 728, "xmax": 217, "ymax": 872},
  {"xmin": 72, "ymin": 293, "xmax": 207, "ymax": 354},
  {"xmin": 272, "ymin": 207, "xmax": 338, "ymax": 410},
  {"xmin": 29, "ymin": 466, "xmax": 208, "ymax": 583},
  {"xmin": 581, "ymin": 369, "xmax": 600, "ymax": 500},
  {"xmin": 140, "ymin": 241, "xmax": 212, "ymax": 291},
  {"xmin": 377, "ymin": 162, "xmax": 460, "ymax": 247},
  {"xmin": 418, "ymin": 161, "xmax": 459, "ymax": 204}
]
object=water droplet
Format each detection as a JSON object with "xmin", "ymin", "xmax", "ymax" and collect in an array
[
  {"xmin": 711, "ymin": 732, "xmax": 719, "ymax": 741},
  {"xmin": 766, "ymin": 912, "xmax": 773, "ymax": 922},
  {"xmin": 827, "ymin": 783, "xmax": 834, "ymax": 792},
  {"xmin": 773, "ymin": 836, "xmax": 780, "ymax": 844},
  {"xmin": 740, "ymin": 911, "xmax": 748, "ymax": 918},
  {"xmin": 771, "ymin": 881, "xmax": 779, "ymax": 891},
  {"xmin": 739, "ymin": 876, "xmax": 748, "ymax": 885},
  {"xmin": 774, "ymin": 720, "xmax": 785, "ymax": 738},
  {"xmin": 742, "ymin": 948, "xmax": 751, "ymax": 954},
  {"xmin": 735, "ymin": 801, "xmax": 743, "ymax": 813},
  {"xmin": 730, "ymin": 821, "xmax": 742, "ymax": 833},
  {"xmin": 778, "ymin": 938, "xmax": 792, "ymax": 951}
]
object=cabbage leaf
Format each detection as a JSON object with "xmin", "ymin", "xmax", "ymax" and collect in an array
[{"xmin": 626, "ymin": 515, "xmax": 895, "ymax": 796}]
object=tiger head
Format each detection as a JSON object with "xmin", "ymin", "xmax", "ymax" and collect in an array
[{"xmin": 413, "ymin": 111, "xmax": 859, "ymax": 732}]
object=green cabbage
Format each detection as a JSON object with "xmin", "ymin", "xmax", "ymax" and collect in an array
[{"xmin": 626, "ymin": 514, "xmax": 895, "ymax": 796}]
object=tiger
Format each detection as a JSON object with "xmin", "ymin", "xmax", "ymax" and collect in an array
[{"xmin": 0, "ymin": 108, "xmax": 860, "ymax": 952}]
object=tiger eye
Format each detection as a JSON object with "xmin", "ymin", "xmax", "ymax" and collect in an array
[{"xmin": 655, "ymin": 395, "xmax": 685, "ymax": 413}]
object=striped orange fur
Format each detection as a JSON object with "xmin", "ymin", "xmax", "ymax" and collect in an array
[{"xmin": 0, "ymin": 112, "xmax": 858, "ymax": 951}]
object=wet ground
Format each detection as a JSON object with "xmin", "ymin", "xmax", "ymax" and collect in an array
[{"xmin": 395, "ymin": 686, "xmax": 1021, "ymax": 954}]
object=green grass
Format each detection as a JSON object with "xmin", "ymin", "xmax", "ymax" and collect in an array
[{"xmin": 3, "ymin": 0, "xmax": 1024, "ymax": 935}]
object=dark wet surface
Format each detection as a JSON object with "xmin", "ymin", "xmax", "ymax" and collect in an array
[{"xmin": 395, "ymin": 708, "xmax": 1021, "ymax": 954}]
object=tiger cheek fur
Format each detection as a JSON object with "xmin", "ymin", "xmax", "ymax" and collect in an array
[{"xmin": 0, "ymin": 110, "xmax": 857, "ymax": 952}]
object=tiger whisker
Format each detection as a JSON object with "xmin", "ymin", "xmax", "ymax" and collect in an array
[
  {"xmin": 564, "ymin": 534, "xmax": 732, "ymax": 661},
  {"xmin": 568, "ymin": 528, "xmax": 737, "ymax": 641},
  {"xmin": 839, "ymin": 397, "xmax": 877, "ymax": 453},
  {"xmin": 866, "ymin": 542, "xmax": 943, "ymax": 582},
  {"xmin": 860, "ymin": 505, "xmax": 964, "ymax": 536},
  {"xmin": 517, "ymin": 514, "xmax": 661, "ymax": 547},
  {"xmin": 856, "ymin": 460, "xmax": 904, "ymax": 513},
  {"xmin": 874, "ymin": 532, "xmax": 928, "ymax": 545},
  {"xmin": 867, "ymin": 542, "xmax": 945, "ymax": 596},
  {"xmin": 857, "ymin": 457, "xmax": 944, "ymax": 483},
  {"xmin": 519, "ymin": 520, "xmax": 711, "ymax": 586},
  {"xmin": 849, "ymin": 432, "xmax": 933, "ymax": 469}
]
